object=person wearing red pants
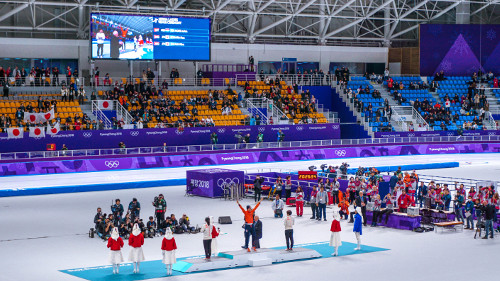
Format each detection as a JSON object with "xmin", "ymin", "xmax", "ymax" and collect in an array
[{"xmin": 295, "ymin": 186, "xmax": 304, "ymax": 217}]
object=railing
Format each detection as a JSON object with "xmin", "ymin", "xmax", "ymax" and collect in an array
[
  {"xmin": 2, "ymin": 76, "xmax": 87, "ymax": 87},
  {"xmin": 484, "ymin": 111, "xmax": 496, "ymax": 130},
  {"xmin": 91, "ymin": 100, "xmax": 112, "ymax": 129},
  {"xmin": 115, "ymin": 100, "xmax": 133, "ymax": 125},
  {"xmin": 92, "ymin": 77, "xmax": 235, "ymax": 88},
  {"xmin": 243, "ymin": 99, "xmax": 271, "ymax": 124},
  {"xmin": 411, "ymin": 106, "xmax": 431, "ymax": 131},
  {"xmin": 390, "ymin": 107, "xmax": 408, "ymax": 131},
  {"xmin": 2, "ymin": 135, "xmax": 500, "ymax": 161},
  {"xmin": 236, "ymin": 74, "xmax": 334, "ymax": 88}
]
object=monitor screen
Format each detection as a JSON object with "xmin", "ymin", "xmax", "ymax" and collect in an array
[{"xmin": 90, "ymin": 12, "xmax": 211, "ymax": 61}]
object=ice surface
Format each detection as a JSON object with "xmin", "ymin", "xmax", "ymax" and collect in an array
[{"xmin": 0, "ymin": 153, "xmax": 499, "ymax": 281}]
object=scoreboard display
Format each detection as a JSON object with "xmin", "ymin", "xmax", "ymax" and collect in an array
[{"xmin": 90, "ymin": 12, "xmax": 211, "ymax": 61}]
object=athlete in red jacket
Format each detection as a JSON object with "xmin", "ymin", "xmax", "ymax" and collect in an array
[{"xmin": 398, "ymin": 190, "xmax": 412, "ymax": 213}]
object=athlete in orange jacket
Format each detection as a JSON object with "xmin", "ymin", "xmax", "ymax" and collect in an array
[{"xmin": 237, "ymin": 199, "xmax": 263, "ymax": 251}]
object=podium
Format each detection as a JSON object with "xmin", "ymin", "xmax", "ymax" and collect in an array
[{"xmin": 173, "ymin": 247, "xmax": 321, "ymax": 273}]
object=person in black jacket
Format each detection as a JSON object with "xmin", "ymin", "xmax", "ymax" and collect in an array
[
  {"xmin": 483, "ymin": 201, "xmax": 496, "ymax": 239},
  {"xmin": 94, "ymin": 207, "xmax": 103, "ymax": 228},
  {"xmin": 355, "ymin": 191, "xmax": 368, "ymax": 226},
  {"xmin": 253, "ymin": 216, "xmax": 262, "ymax": 248},
  {"xmin": 253, "ymin": 176, "xmax": 265, "ymax": 202}
]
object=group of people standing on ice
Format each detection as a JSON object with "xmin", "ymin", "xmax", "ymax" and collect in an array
[
  {"xmin": 106, "ymin": 223, "xmax": 178, "ymax": 275},
  {"xmin": 105, "ymin": 196, "xmax": 365, "ymax": 275}
]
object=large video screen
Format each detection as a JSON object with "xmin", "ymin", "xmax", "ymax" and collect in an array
[{"xmin": 90, "ymin": 12, "xmax": 211, "ymax": 61}]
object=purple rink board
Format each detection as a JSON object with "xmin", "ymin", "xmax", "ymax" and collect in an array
[
  {"xmin": 375, "ymin": 130, "xmax": 500, "ymax": 138},
  {"xmin": 365, "ymin": 211, "xmax": 421, "ymax": 231},
  {"xmin": 1, "ymin": 142, "xmax": 500, "ymax": 177},
  {"xmin": 0, "ymin": 123, "xmax": 340, "ymax": 153},
  {"xmin": 186, "ymin": 168, "xmax": 244, "ymax": 198}
]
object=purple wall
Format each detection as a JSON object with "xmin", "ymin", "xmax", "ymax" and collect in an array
[
  {"xmin": 0, "ymin": 123, "xmax": 340, "ymax": 153},
  {"xmin": 420, "ymin": 24, "xmax": 500, "ymax": 75},
  {"xmin": 1, "ymin": 142, "xmax": 499, "ymax": 177},
  {"xmin": 186, "ymin": 168, "xmax": 244, "ymax": 198},
  {"xmin": 375, "ymin": 130, "xmax": 500, "ymax": 138}
]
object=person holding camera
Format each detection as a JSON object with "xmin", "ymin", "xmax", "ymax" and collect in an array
[
  {"xmin": 179, "ymin": 214, "xmax": 196, "ymax": 233},
  {"xmin": 454, "ymin": 193, "xmax": 465, "ymax": 223},
  {"xmin": 111, "ymin": 199, "xmax": 124, "ymax": 225},
  {"xmin": 272, "ymin": 194, "xmax": 285, "ymax": 218},
  {"xmin": 128, "ymin": 198, "xmax": 141, "ymax": 222},
  {"xmin": 331, "ymin": 178, "xmax": 340, "ymax": 205},
  {"xmin": 153, "ymin": 194, "xmax": 167, "ymax": 230},
  {"xmin": 253, "ymin": 175, "xmax": 265, "ymax": 202},
  {"xmin": 94, "ymin": 207, "xmax": 103, "ymax": 229},
  {"xmin": 97, "ymin": 217, "xmax": 113, "ymax": 240},
  {"xmin": 146, "ymin": 216, "xmax": 157, "ymax": 238}
]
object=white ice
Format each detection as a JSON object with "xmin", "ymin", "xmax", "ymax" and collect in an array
[{"xmin": 0, "ymin": 153, "xmax": 499, "ymax": 281}]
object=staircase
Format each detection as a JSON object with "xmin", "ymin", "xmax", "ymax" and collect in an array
[
  {"xmin": 336, "ymin": 85, "xmax": 374, "ymax": 137},
  {"xmin": 372, "ymin": 83, "xmax": 398, "ymax": 106}
]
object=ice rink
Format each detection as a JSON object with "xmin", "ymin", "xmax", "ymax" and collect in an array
[{"xmin": 1, "ymin": 153, "xmax": 499, "ymax": 281}]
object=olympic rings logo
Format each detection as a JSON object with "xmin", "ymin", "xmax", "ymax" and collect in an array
[
  {"xmin": 104, "ymin": 161, "xmax": 120, "ymax": 168},
  {"xmin": 217, "ymin": 128, "xmax": 226, "ymax": 134},
  {"xmin": 258, "ymin": 127, "xmax": 266, "ymax": 132},
  {"xmin": 335, "ymin": 150, "xmax": 347, "ymax": 157},
  {"xmin": 130, "ymin": 131, "xmax": 139, "ymax": 137},
  {"xmin": 83, "ymin": 132, "xmax": 93, "ymax": 138},
  {"xmin": 217, "ymin": 178, "xmax": 240, "ymax": 190}
]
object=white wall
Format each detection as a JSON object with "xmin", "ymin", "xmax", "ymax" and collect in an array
[{"xmin": 0, "ymin": 38, "xmax": 388, "ymax": 78}]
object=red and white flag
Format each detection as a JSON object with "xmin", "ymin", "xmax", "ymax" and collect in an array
[
  {"xmin": 29, "ymin": 127, "xmax": 46, "ymax": 138},
  {"xmin": 98, "ymin": 100, "xmax": 113, "ymax": 110},
  {"xmin": 46, "ymin": 123, "xmax": 60, "ymax": 136},
  {"xmin": 24, "ymin": 112, "xmax": 41, "ymax": 123},
  {"xmin": 7, "ymin": 127, "xmax": 23, "ymax": 139},
  {"xmin": 42, "ymin": 108, "xmax": 55, "ymax": 122}
]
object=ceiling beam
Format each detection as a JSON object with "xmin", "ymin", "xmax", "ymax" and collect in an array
[
  {"xmin": 253, "ymin": 0, "xmax": 317, "ymax": 36},
  {"xmin": 323, "ymin": 0, "xmax": 393, "ymax": 39},
  {"xmin": 319, "ymin": 0, "xmax": 356, "ymax": 40},
  {"xmin": 0, "ymin": 3, "xmax": 29, "ymax": 24}
]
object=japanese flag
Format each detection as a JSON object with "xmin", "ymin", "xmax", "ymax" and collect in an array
[
  {"xmin": 24, "ymin": 112, "xmax": 41, "ymax": 123},
  {"xmin": 7, "ymin": 127, "xmax": 23, "ymax": 139},
  {"xmin": 98, "ymin": 100, "xmax": 113, "ymax": 110},
  {"xmin": 29, "ymin": 127, "xmax": 46, "ymax": 138},
  {"xmin": 46, "ymin": 123, "xmax": 60, "ymax": 136},
  {"xmin": 42, "ymin": 108, "xmax": 55, "ymax": 122}
]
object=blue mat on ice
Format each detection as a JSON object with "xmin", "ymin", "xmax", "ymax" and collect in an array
[{"xmin": 60, "ymin": 242, "xmax": 389, "ymax": 281}]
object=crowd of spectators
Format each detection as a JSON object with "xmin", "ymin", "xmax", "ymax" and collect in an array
[
  {"xmin": 241, "ymin": 81, "xmax": 319, "ymax": 124},
  {"xmin": 0, "ymin": 65, "xmax": 78, "ymax": 87}
]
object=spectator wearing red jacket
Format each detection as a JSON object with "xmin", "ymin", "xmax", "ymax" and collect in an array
[
  {"xmin": 128, "ymin": 224, "xmax": 145, "ymax": 274},
  {"xmin": 107, "ymin": 227, "xmax": 124, "ymax": 274},
  {"xmin": 398, "ymin": 190, "xmax": 412, "ymax": 213},
  {"xmin": 161, "ymin": 228, "xmax": 177, "ymax": 276}
]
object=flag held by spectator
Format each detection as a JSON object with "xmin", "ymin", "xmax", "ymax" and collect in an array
[
  {"xmin": 7, "ymin": 127, "xmax": 23, "ymax": 139},
  {"xmin": 98, "ymin": 100, "xmax": 113, "ymax": 110},
  {"xmin": 46, "ymin": 123, "xmax": 60, "ymax": 136},
  {"xmin": 42, "ymin": 108, "xmax": 55, "ymax": 121},
  {"xmin": 24, "ymin": 112, "xmax": 41, "ymax": 123},
  {"xmin": 29, "ymin": 127, "xmax": 46, "ymax": 138}
]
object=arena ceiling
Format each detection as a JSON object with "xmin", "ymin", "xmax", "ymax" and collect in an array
[{"xmin": 0, "ymin": 0, "xmax": 499, "ymax": 46}]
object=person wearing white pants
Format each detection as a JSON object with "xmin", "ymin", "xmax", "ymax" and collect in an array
[
  {"xmin": 161, "ymin": 228, "xmax": 177, "ymax": 276},
  {"xmin": 128, "ymin": 223, "xmax": 145, "ymax": 273},
  {"xmin": 353, "ymin": 207, "xmax": 363, "ymax": 250},
  {"xmin": 107, "ymin": 227, "xmax": 124, "ymax": 274},
  {"xmin": 329, "ymin": 211, "xmax": 342, "ymax": 256}
]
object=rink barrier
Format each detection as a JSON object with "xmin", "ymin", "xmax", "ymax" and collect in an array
[
  {"xmin": 0, "ymin": 178, "xmax": 186, "ymax": 197},
  {"xmin": 1, "ymin": 142, "xmax": 497, "ymax": 179}
]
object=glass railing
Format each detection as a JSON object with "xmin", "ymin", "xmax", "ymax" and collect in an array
[{"xmin": 2, "ymin": 134, "xmax": 500, "ymax": 161}]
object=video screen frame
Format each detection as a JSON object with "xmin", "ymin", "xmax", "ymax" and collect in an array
[{"xmin": 89, "ymin": 11, "xmax": 212, "ymax": 61}]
